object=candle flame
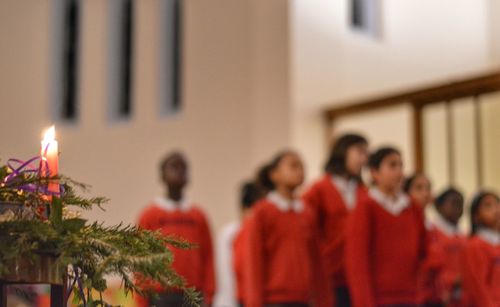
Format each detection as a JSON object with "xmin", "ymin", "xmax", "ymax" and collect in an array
[{"xmin": 43, "ymin": 125, "xmax": 56, "ymax": 142}]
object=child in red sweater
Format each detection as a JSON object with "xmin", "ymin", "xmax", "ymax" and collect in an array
[
  {"xmin": 244, "ymin": 151, "xmax": 331, "ymax": 307},
  {"xmin": 233, "ymin": 183, "xmax": 262, "ymax": 306},
  {"xmin": 419, "ymin": 188, "xmax": 466, "ymax": 307},
  {"xmin": 403, "ymin": 173, "xmax": 433, "ymax": 209},
  {"xmin": 231, "ymin": 168, "xmax": 268, "ymax": 306},
  {"xmin": 233, "ymin": 220, "xmax": 248, "ymax": 306},
  {"xmin": 463, "ymin": 191, "xmax": 500, "ymax": 307},
  {"xmin": 345, "ymin": 147, "xmax": 427, "ymax": 307},
  {"xmin": 136, "ymin": 152, "xmax": 215, "ymax": 306},
  {"xmin": 303, "ymin": 134, "xmax": 369, "ymax": 307},
  {"xmin": 215, "ymin": 181, "xmax": 263, "ymax": 307}
]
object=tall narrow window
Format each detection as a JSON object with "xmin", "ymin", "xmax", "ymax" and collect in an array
[
  {"xmin": 52, "ymin": 0, "xmax": 81, "ymax": 121},
  {"xmin": 108, "ymin": 0, "xmax": 134, "ymax": 120},
  {"xmin": 351, "ymin": 0, "xmax": 364, "ymax": 29},
  {"xmin": 350, "ymin": 0, "xmax": 380, "ymax": 37},
  {"xmin": 159, "ymin": 0, "xmax": 182, "ymax": 115},
  {"xmin": 119, "ymin": 0, "xmax": 134, "ymax": 117}
]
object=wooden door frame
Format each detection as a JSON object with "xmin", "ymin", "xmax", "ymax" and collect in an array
[{"xmin": 324, "ymin": 71, "xmax": 500, "ymax": 172}]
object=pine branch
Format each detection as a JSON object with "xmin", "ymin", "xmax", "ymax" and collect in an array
[{"xmin": 0, "ymin": 166, "xmax": 201, "ymax": 306}]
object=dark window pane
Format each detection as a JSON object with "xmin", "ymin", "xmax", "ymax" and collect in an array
[
  {"xmin": 61, "ymin": 0, "xmax": 80, "ymax": 120},
  {"xmin": 351, "ymin": 0, "xmax": 364, "ymax": 28},
  {"xmin": 171, "ymin": 0, "xmax": 182, "ymax": 111},
  {"xmin": 118, "ymin": 0, "xmax": 134, "ymax": 117},
  {"xmin": 350, "ymin": 0, "xmax": 380, "ymax": 37},
  {"xmin": 160, "ymin": 0, "xmax": 182, "ymax": 115}
]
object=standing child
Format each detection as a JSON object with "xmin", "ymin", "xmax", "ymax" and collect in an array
[
  {"xmin": 419, "ymin": 188, "xmax": 466, "ymax": 307},
  {"xmin": 462, "ymin": 191, "xmax": 500, "ymax": 307},
  {"xmin": 303, "ymin": 134, "xmax": 369, "ymax": 307},
  {"xmin": 232, "ymin": 179, "xmax": 266, "ymax": 307},
  {"xmin": 137, "ymin": 152, "xmax": 215, "ymax": 306},
  {"xmin": 214, "ymin": 181, "xmax": 264, "ymax": 307},
  {"xmin": 244, "ymin": 151, "xmax": 331, "ymax": 307},
  {"xmin": 345, "ymin": 147, "xmax": 427, "ymax": 307},
  {"xmin": 403, "ymin": 173, "xmax": 433, "ymax": 209}
]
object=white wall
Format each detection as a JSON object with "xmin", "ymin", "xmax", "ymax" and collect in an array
[
  {"xmin": 422, "ymin": 99, "xmax": 479, "ymax": 194},
  {"xmin": 422, "ymin": 103, "xmax": 449, "ymax": 192},
  {"xmin": 291, "ymin": 0, "xmax": 492, "ymax": 110},
  {"xmin": 490, "ymin": 0, "xmax": 500, "ymax": 65},
  {"xmin": 480, "ymin": 92, "xmax": 500, "ymax": 193},
  {"xmin": 291, "ymin": 109, "xmax": 328, "ymax": 184},
  {"xmin": 250, "ymin": 0, "xmax": 292, "ymax": 166}
]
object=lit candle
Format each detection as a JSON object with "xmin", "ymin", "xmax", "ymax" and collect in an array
[{"xmin": 41, "ymin": 125, "xmax": 59, "ymax": 194}]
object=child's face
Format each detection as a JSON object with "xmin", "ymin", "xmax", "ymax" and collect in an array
[
  {"xmin": 475, "ymin": 194, "xmax": 500, "ymax": 231},
  {"xmin": 162, "ymin": 155, "xmax": 188, "ymax": 189},
  {"xmin": 408, "ymin": 175, "xmax": 433, "ymax": 208},
  {"xmin": 439, "ymin": 193, "xmax": 464, "ymax": 225},
  {"xmin": 270, "ymin": 153, "xmax": 305, "ymax": 191},
  {"xmin": 345, "ymin": 143, "xmax": 369, "ymax": 177},
  {"xmin": 371, "ymin": 153, "xmax": 404, "ymax": 193}
]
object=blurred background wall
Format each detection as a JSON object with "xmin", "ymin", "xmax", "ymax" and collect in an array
[{"xmin": 0, "ymin": 0, "xmax": 499, "ymax": 233}]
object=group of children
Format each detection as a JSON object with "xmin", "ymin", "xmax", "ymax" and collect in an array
[{"xmin": 135, "ymin": 134, "xmax": 500, "ymax": 307}]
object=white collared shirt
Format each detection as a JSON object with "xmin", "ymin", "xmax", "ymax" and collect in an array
[
  {"xmin": 425, "ymin": 219, "xmax": 434, "ymax": 231},
  {"xmin": 214, "ymin": 221, "xmax": 241, "ymax": 307},
  {"xmin": 477, "ymin": 228, "xmax": 500, "ymax": 246},
  {"xmin": 432, "ymin": 214, "xmax": 460, "ymax": 237},
  {"xmin": 267, "ymin": 191, "xmax": 304, "ymax": 213},
  {"xmin": 332, "ymin": 175, "xmax": 358, "ymax": 210},
  {"xmin": 153, "ymin": 196, "xmax": 191, "ymax": 212},
  {"xmin": 369, "ymin": 187, "xmax": 410, "ymax": 216}
]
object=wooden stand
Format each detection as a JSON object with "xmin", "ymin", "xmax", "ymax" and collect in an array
[
  {"xmin": 0, "ymin": 254, "xmax": 65, "ymax": 307},
  {"xmin": 0, "ymin": 281, "xmax": 64, "ymax": 307}
]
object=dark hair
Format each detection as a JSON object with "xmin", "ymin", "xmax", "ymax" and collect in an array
[
  {"xmin": 470, "ymin": 191, "xmax": 500, "ymax": 235},
  {"xmin": 368, "ymin": 147, "xmax": 400, "ymax": 170},
  {"xmin": 324, "ymin": 134, "xmax": 368, "ymax": 177},
  {"xmin": 240, "ymin": 182, "xmax": 264, "ymax": 209},
  {"xmin": 257, "ymin": 150, "xmax": 296, "ymax": 192},
  {"xmin": 434, "ymin": 188, "xmax": 463, "ymax": 209},
  {"xmin": 159, "ymin": 151, "xmax": 186, "ymax": 174},
  {"xmin": 403, "ymin": 173, "xmax": 426, "ymax": 193}
]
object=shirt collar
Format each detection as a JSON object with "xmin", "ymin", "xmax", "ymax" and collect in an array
[
  {"xmin": 154, "ymin": 197, "xmax": 191, "ymax": 212},
  {"xmin": 332, "ymin": 175, "xmax": 359, "ymax": 210},
  {"xmin": 477, "ymin": 228, "xmax": 500, "ymax": 246},
  {"xmin": 425, "ymin": 219, "xmax": 434, "ymax": 231},
  {"xmin": 267, "ymin": 191, "xmax": 304, "ymax": 213},
  {"xmin": 369, "ymin": 187, "xmax": 410, "ymax": 216},
  {"xmin": 433, "ymin": 214, "xmax": 460, "ymax": 236}
]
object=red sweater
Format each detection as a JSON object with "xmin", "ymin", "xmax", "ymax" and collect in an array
[
  {"xmin": 303, "ymin": 174, "xmax": 368, "ymax": 288},
  {"xmin": 419, "ymin": 225, "xmax": 466, "ymax": 306},
  {"xmin": 137, "ymin": 201, "xmax": 215, "ymax": 304},
  {"xmin": 233, "ymin": 221, "xmax": 247, "ymax": 303},
  {"xmin": 243, "ymin": 195, "xmax": 332, "ymax": 307},
  {"xmin": 462, "ymin": 234, "xmax": 500, "ymax": 307},
  {"xmin": 345, "ymin": 193, "xmax": 427, "ymax": 307}
]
